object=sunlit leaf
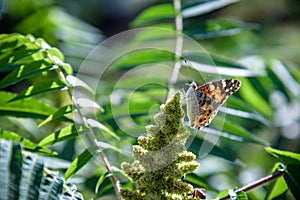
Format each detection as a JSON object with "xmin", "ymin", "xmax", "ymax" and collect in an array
[
  {"xmin": 0, "ymin": 91, "xmax": 56, "ymax": 119},
  {"xmin": 219, "ymin": 106, "xmax": 271, "ymax": 126},
  {"xmin": 38, "ymin": 104, "xmax": 73, "ymax": 127},
  {"xmin": 184, "ymin": 59, "xmax": 263, "ymax": 77},
  {"xmin": 9, "ymin": 79, "xmax": 67, "ymax": 102},
  {"xmin": 131, "ymin": 4, "xmax": 174, "ymax": 27},
  {"xmin": 66, "ymin": 75, "xmax": 94, "ymax": 95},
  {"xmin": 216, "ymin": 189, "xmax": 230, "ymax": 199},
  {"xmin": 64, "ymin": 148, "xmax": 95, "ymax": 180},
  {"xmin": 238, "ymin": 78, "xmax": 273, "ymax": 118},
  {"xmin": 182, "ymin": 0, "xmax": 239, "ymax": 18},
  {"xmin": 266, "ymin": 175, "xmax": 288, "ymax": 200},
  {"xmin": 97, "ymin": 141, "xmax": 123, "ymax": 154},
  {"xmin": 0, "ymin": 34, "xmax": 41, "ymax": 72},
  {"xmin": 265, "ymin": 147, "xmax": 300, "ymax": 166},
  {"xmin": 38, "ymin": 125, "xmax": 84, "ymax": 147},
  {"xmin": 95, "ymin": 171, "xmax": 112, "ymax": 193},
  {"xmin": 60, "ymin": 63, "xmax": 73, "ymax": 75},
  {"xmin": 0, "ymin": 129, "xmax": 57, "ymax": 155},
  {"xmin": 75, "ymin": 98, "xmax": 104, "ymax": 113},
  {"xmin": 86, "ymin": 119, "xmax": 119, "ymax": 140},
  {"xmin": 0, "ymin": 60, "xmax": 55, "ymax": 89}
]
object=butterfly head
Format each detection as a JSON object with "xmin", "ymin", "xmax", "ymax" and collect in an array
[{"xmin": 186, "ymin": 81, "xmax": 197, "ymax": 96}]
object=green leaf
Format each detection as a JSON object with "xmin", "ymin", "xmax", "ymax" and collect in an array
[
  {"xmin": 0, "ymin": 33, "xmax": 73, "ymax": 76},
  {"xmin": 284, "ymin": 164, "xmax": 300, "ymax": 200},
  {"xmin": 238, "ymin": 78, "xmax": 273, "ymax": 118},
  {"xmin": 183, "ymin": 59, "xmax": 262, "ymax": 77},
  {"xmin": 0, "ymin": 60, "xmax": 55, "ymax": 89},
  {"xmin": 109, "ymin": 49, "xmax": 173, "ymax": 70},
  {"xmin": 64, "ymin": 148, "xmax": 94, "ymax": 180},
  {"xmin": 265, "ymin": 147, "xmax": 300, "ymax": 200},
  {"xmin": 38, "ymin": 125, "xmax": 84, "ymax": 147},
  {"xmin": 209, "ymin": 53, "xmax": 251, "ymax": 69},
  {"xmin": 66, "ymin": 75, "xmax": 94, "ymax": 97},
  {"xmin": 97, "ymin": 141, "xmax": 123, "ymax": 154},
  {"xmin": 0, "ymin": 129, "xmax": 57, "ymax": 155},
  {"xmin": 43, "ymin": 47, "xmax": 65, "ymax": 62},
  {"xmin": 0, "ymin": 91, "xmax": 56, "ymax": 119},
  {"xmin": 38, "ymin": 104, "xmax": 73, "ymax": 127},
  {"xmin": 189, "ymin": 136, "xmax": 239, "ymax": 164},
  {"xmin": 75, "ymin": 98, "xmax": 104, "ymax": 114},
  {"xmin": 131, "ymin": 4, "xmax": 174, "ymax": 27},
  {"xmin": 184, "ymin": 19, "xmax": 257, "ymax": 39},
  {"xmin": 216, "ymin": 189, "xmax": 248, "ymax": 200},
  {"xmin": 87, "ymin": 119, "xmax": 120, "ymax": 140},
  {"xmin": 236, "ymin": 191, "xmax": 248, "ymax": 200},
  {"xmin": 0, "ymin": 34, "xmax": 41, "ymax": 72},
  {"xmin": 61, "ymin": 63, "xmax": 73, "ymax": 75},
  {"xmin": 182, "ymin": 0, "xmax": 239, "ymax": 18},
  {"xmin": 9, "ymin": 79, "xmax": 67, "ymax": 102},
  {"xmin": 95, "ymin": 171, "xmax": 112, "ymax": 193},
  {"xmin": 265, "ymin": 147, "xmax": 300, "ymax": 166},
  {"xmin": 209, "ymin": 116, "xmax": 269, "ymax": 145},
  {"xmin": 266, "ymin": 175, "xmax": 288, "ymax": 200},
  {"xmin": 269, "ymin": 59, "xmax": 300, "ymax": 98},
  {"xmin": 185, "ymin": 173, "xmax": 214, "ymax": 191},
  {"xmin": 216, "ymin": 189, "xmax": 229, "ymax": 199}
]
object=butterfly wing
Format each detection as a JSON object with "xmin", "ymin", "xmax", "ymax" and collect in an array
[{"xmin": 191, "ymin": 79, "xmax": 241, "ymax": 129}]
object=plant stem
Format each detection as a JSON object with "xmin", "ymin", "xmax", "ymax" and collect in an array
[
  {"xmin": 168, "ymin": 0, "xmax": 183, "ymax": 99},
  {"xmin": 47, "ymin": 53, "xmax": 122, "ymax": 199},
  {"xmin": 219, "ymin": 170, "xmax": 284, "ymax": 200}
]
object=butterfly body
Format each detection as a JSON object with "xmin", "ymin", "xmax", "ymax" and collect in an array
[{"xmin": 186, "ymin": 79, "xmax": 241, "ymax": 129}]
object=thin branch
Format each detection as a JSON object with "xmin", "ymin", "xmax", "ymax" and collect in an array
[
  {"xmin": 168, "ymin": 0, "xmax": 183, "ymax": 99},
  {"xmin": 46, "ymin": 53, "xmax": 122, "ymax": 199},
  {"xmin": 219, "ymin": 170, "xmax": 284, "ymax": 200}
]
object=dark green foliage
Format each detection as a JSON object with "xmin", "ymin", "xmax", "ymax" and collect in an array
[
  {"xmin": 0, "ymin": 139, "xmax": 84, "ymax": 200},
  {"xmin": 265, "ymin": 147, "xmax": 300, "ymax": 200},
  {"xmin": 39, "ymin": 172, "xmax": 64, "ymax": 200},
  {"xmin": 0, "ymin": 0, "xmax": 299, "ymax": 199},
  {"xmin": 9, "ymin": 143, "xmax": 23, "ymax": 199},
  {"xmin": 284, "ymin": 165, "xmax": 300, "ymax": 200},
  {"xmin": 19, "ymin": 154, "xmax": 44, "ymax": 199}
]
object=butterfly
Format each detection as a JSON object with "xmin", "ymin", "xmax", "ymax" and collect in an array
[{"xmin": 186, "ymin": 79, "xmax": 241, "ymax": 130}]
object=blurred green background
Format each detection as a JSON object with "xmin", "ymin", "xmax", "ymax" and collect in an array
[
  {"xmin": 0, "ymin": 0, "xmax": 299, "ymax": 199},
  {"xmin": 1, "ymin": 0, "xmax": 299, "ymax": 65}
]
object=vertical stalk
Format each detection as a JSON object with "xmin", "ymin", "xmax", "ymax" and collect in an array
[
  {"xmin": 46, "ymin": 52, "xmax": 122, "ymax": 199},
  {"xmin": 168, "ymin": 0, "xmax": 183, "ymax": 99}
]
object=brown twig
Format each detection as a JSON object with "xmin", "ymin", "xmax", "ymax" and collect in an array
[
  {"xmin": 46, "ymin": 51, "xmax": 122, "ymax": 199},
  {"xmin": 219, "ymin": 169, "xmax": 285, "ymax": 200}
]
